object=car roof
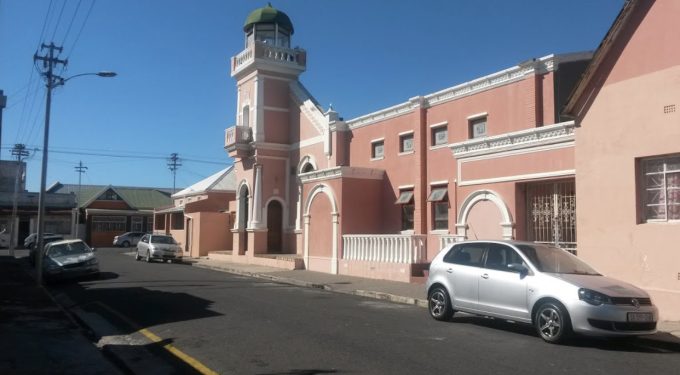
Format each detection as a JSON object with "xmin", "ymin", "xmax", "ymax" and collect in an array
[
  {"xmin": 450, "ymin": 240, "xmax": 558, "ymax": 247},
  {"xmin": 46, "ymin": 239, "xmax": 88, "ymax": 246}
]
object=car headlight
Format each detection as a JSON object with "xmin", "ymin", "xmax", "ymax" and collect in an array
[
  {"xmin": 87, "ymin": 258, "xmax": 98, "ymax": 266},
  {"xmin": 578, "ymin": 288, "xmax": 612, "ymax": 306}
]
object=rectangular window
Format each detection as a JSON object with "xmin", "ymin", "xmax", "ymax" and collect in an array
[
  {"xmin": 132, "ymin": 216, "xmax": 143, "ymax": 232},
  {"xmin": 431, "ymin": 126, "xmax": 448, "ymax": 147},
  {"xmin": 642, "ymin": 155, "xmax": 680, "ymax": 221},
  {"xmin": 92, "ymin": 216, "xmax": 126, "ymax": 232},
  {"xmin": 155, "ymin": 215, "xmax": 165, "ymax": 230},
  {"xmin": 147, "ymin": 216, "xmax": 154, "ymax": 232},
  {"xmin": 399, "ymin": 133, "xmax": 414, "ymax": 153},
  {"xmin": 428, "ymin": 186, "xmax": 449, "ymax": 230},
  {"xmin": 171, "ymin": 212, "xmax": 185, "ymax": 230},
  {"xmin": 395, "ymin": 190, "xmax": 414, "ymax": 231},
  {"xmin": 469, "ymin": 117, "xmax": 487, "ymax": 139},
  {"xmin": 371, "ymin": 140, "xmax": 384, "ymax": 159}
]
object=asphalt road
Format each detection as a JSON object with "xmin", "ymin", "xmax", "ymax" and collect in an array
[{"xmin": 49, "ymin": 247, "xmax": 680, "ymax": 375}]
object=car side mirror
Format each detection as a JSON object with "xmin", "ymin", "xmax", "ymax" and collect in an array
[
  {"xmin": 508, "ymin": 263, "xmax": 529, "ymax": 277},
  {"xmin": 91, "ymin": 247, "xmax": 97, "ymax": 252}
]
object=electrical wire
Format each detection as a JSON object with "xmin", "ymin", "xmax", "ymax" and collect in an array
[
  {"xmin": 59, "ymin": 0, "xmax": 83, "ymax": 48},
  {"xmin": 65, "ymin": 0, "xmax": 96, "ymax": 61},
  {"xmin": 49, "ymin": 0, "xmax": 68, "ymax": 42}
]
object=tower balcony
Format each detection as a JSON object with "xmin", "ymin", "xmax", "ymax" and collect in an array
[
  {"xmin": 225, "ymin": 126, "xmax": 253, "ymax": 158},
  {"xmin": 231, "ymin": 42, "xmax": 307, "ymax": 77}
]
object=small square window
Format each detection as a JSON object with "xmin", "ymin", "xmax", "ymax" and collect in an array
[
  {"xmin": 432, "ymin": 126, "xmax": 448, "ymax": 146},
  {"xmin": 400, "ymin": 133, "xmax": 414, "ymax": 153},
  {"xmin": 469, "ymin": 117, "xmax": 487, "ymax": 139},
  {"xmin": 371, "ymin": 140, "xmax": 384, "ymax": 159}
]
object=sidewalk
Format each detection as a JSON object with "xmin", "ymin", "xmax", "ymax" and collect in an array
[
  {"xmin": 188, "ymin": 256, "xmax": 680, "ymax": 342},
  {"xmin": 0, "ymin": 253, "xmax": 121, "ymax": 375}
]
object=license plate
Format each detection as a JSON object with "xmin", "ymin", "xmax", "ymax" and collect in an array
[{"xmin": 627, "ymin": 312, "xmax": 653, "ymax": 322}]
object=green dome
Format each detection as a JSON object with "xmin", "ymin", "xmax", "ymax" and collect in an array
[{"xmin": 244, "ymin": 3, "xmax": 294, "ymax": 34}]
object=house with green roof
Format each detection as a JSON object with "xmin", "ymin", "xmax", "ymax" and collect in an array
[{"xmin": 47, "ymin": 182, "xmax": 173, "ymax": 247}]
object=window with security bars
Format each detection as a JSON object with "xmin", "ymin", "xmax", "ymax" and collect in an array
[
  {"xmin": 642, "ymin": 156, "xmax": 680, "ymax": 222},
  {"xmin": 92, "ymin": 216, "xmax": 126, "ymax": 232},
  {"xmin": 147, "ymin": 216, "xmax": 154, "ymax": 232}
]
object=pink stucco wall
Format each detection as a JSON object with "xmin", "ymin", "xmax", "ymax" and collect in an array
[{"xmin": 574, "ymin": 0, "xmax": 680, "ymax": 320}]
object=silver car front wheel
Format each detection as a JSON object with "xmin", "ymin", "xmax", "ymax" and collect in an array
[{"xmin": 535, "ymin": 302, "xmax": 570, "ymax": 344}]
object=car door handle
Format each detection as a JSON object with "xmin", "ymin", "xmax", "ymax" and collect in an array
[
  {"xmin": 447, "ymin": 268, "xmax": 453, "ymax": 273},
  {"xmin": 481, "ymin": 273, "xmax": 489, "ymax": 279}
]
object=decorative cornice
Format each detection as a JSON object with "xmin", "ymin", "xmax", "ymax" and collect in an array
[
  {"xmin": 299, "ymin": 166, "xmax": 385, "ymax": 183},
  {"xmin": 251, "ymin": 142, "xmax": 292, "ymax": 152},
  {"xmin": 289, "ymin": 81, "xmax": 327, "ymax": 135},
  {"xmin": 345, "ymin": 52, "xmax": 592, "ymax": 130},
  {"xmin": 450, "ymin": 121, "xmax": 576, "ymax": 158}
]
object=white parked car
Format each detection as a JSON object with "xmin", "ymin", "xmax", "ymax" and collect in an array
[
  {"xmin": 426, "ymin": 240, "xmax": 658, "ymax": 344},
  {"xmin": 135, "ymin": 234, "xmax": 183, "ymax": 263}
]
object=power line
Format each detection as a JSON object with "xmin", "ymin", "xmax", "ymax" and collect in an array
[
  {"xmin": 65, "ymin": 0, "xmax": 97, "ymax": 60},
  {"xmin": 50, "ymin": 0, "xmax": 68, "ymax": 42},
  {"xmin": 60, "ymin": 0, "xmax": 83, "ymax": 48}
]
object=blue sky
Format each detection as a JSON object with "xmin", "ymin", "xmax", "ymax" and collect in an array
[{"xmin": 0, "ymin": 0, "xmax": 624, "ymax": 192}]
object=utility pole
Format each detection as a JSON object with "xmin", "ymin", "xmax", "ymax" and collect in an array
[
  {"xmin": 167, "ymin": 153, "xmax": 182, "ymax": 194},
  {"xmin": 9, "ymin": 144, "xmax": 29, "ymax": 257},
  {"xmin": 0, "ymin": 90, "xmax": 6, "ymax": 158},
  {"xmin": 34, "ymin": 42, "xmax": 67, "ymax": 285},
  {"xmin": 74, "ymin": 161, "xmax": 87, "ymax": 238}
]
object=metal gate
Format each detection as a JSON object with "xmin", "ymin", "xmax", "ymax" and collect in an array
[{"xmin": 527, "ymin": 180, "xmax": 577, "ymax": 254}]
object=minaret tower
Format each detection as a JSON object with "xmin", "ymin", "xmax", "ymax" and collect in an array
[{"xmin": 225, "ymin": 4, "xmax": 306, "ymax": 256}]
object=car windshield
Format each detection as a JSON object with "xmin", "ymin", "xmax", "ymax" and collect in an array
[
  {"xmin": 516, "ymin": 244, "xmax": 600, "ymax": 275},
  {"xmin": 47, "ymin": 242, "xmax": 92, "ymax": 257},
  {"xmin": 151, "ymin": 236, "xmax": 176, "ymax": 244}
]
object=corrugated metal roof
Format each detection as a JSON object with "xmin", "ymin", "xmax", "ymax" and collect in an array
[
  {"xmin": 172, "ymin": 166, "xmax": 236, "ymax": 198},
  {"xmin": 48, "ymin": 183, "xmax": 172, "ymax": 209}
]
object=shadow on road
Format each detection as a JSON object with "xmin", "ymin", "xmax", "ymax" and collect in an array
[{"xmin": 452, "ymin": 315, "xmax": 680, "ymax": 353}]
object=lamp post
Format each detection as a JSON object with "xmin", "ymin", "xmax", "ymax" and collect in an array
[{"xmin": 33, "ymin": 55, "xmax": 116, "ymax": 284}]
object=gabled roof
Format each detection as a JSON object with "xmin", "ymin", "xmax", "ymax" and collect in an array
[
  {"xmin": 563, "ymin": 0, "xmax": 638, "ymax": 117},
  {"xmin": 47, "ymin": 182, "xmax": 173, "ymax": 210},
  {"xmin": 172, "ymin": 166, "xmax": 236, "ymax": 198}
]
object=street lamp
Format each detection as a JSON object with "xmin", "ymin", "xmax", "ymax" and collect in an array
[{"xmin": 34, "ymin": 64, "xmax": 116, "ymax": 285}]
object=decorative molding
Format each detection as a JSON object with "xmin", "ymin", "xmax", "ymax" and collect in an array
[
  {"xmin": 251, "ymin": 142, "xmax": 292, "ymax": 152},
  {"xmin": 291, "ymin": 135, "xmax": 324, "ymax": 150},
  {"xmin": 457, "ymin": 170, "xmax": 575, "ymax": 187},
  {"xmin": 398, "ymin": 130, "xmax": 415, "ymax": 136},
  {"xmin": 450, "ymin": 121, "xmax": 576, "ymax": 158},
  {"xmin": 370, "ymin": 137, "xmax": 385, "ymax": 143},
  {"xmin": 398, "ymin": 184, "xmax": 415, "ymax": 190},
  {"xmin": 429, "ymin": 121, "xmax": 448, "ymax": 129},
  {"xmin": 456, "ymin": 189, "xmax": 514, "ymax": 240},
  {"xmin": 430, "ymin": 180, "xmax": 448, "ymax": 186},
  {"xmin": 299, "ymin": 166, "xmax": 385, "ymax": 183},
  {"xmin": 263, "ymin": 106, "xmax": 290, "ymax": 112},
  {"xmin": 346, "ymin": 100, "xmax": 419, "ymax": 130},
  {"xmin": 289, "ymin": 81, "xmax": 327, "ymax": 135}
]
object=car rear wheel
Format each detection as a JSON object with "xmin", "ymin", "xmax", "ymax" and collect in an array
[
  {"xmin": 428, "ymin": 286, "xmax": 454, "ymax": 321},
  {"xmin": 122, "ymin": 241, "xmax": 130, "ymax": 247},
  {"xmin": 535, "ymin": 302, "xmax": 571, "ymax": 344}
]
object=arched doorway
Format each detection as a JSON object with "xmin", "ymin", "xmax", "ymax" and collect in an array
[
  {"xmin": 238, "ymin": 184, "xmax": 249, "ymax": 254},
  {"xmin": 457, "ymin": 189, "xmax": 514, "ymax": 240},
  {"xmin": 267, "ymin": 200, "xmax": 283, "ymax": 253}
]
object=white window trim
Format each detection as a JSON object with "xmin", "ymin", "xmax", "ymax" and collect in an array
[
  {"xmin": 429, "ymin": 229, "xmax": 450, "ymax": 235},
  {"xmin": 429, "ymin": 144, "xmax": 449, "ymax": 151},
  {"xmin": 370, "ymin": 138, "xmax": 385, "ymax": 160},
  {"xmin": 466, "ymin": 112, "xmax": 488, "ymax": 120},
  {"xmin": 430, "ymin": 180, "xmax": 448, "ymax": 186},
  {"xmin": 429, "ymin": 121, "xmax": 448, "ymax": 129},
  {"xmin": 398, "ymin": 150, "xmax": 415, "ymax": 156},
  {"xmin": 398, "ymin": 184, "xmax": 415, "ymax": 189},
  {"xmin": 398, "ymin": 130, "xmax": 414, "ymax": 136}
]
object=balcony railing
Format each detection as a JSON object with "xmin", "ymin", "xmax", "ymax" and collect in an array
[
  {"xmin": 225, "ymin": 126, "xmax": 252, "ymax": 151},
  {"xmin": 232, "ymin": 42, "xmax": 307, "ymax": 74},
  {"xmin": 342, "ymin": 234, "xmax": 427, "ymax": 264}
]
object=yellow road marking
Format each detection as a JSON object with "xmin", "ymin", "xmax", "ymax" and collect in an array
[{"xmin": 91, "ymin": 301, "xmax": 219, "ymax": 375}]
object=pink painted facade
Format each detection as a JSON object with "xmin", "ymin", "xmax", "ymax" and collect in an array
[
  {"xmin": 218, "ymin": 4, "xmax": 590, "ymax": 283},
  {"xmin": 565, "ymin": 0, "xmax": 680, "ymax": 320}
]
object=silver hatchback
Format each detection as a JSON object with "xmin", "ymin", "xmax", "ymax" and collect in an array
[{"xmin": 426, "ymin": 240, "xmax": 658, "ymax": 343}]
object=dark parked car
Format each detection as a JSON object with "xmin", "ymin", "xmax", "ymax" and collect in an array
[
  {"xmin": 27, "ymin": 234, "xmax": 65, "ymax": 265},
  {"xmin": 113, "ymin": 231, "xmax": 146, "ymax": 247},
  {"xmin": 41, "ymin": 239, "xmax": 99, "ymax": 282}
]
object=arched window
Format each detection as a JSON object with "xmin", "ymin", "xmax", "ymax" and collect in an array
[{"xmin": 301, "ymin": 163, "xmax": 315, "ymax": 173}]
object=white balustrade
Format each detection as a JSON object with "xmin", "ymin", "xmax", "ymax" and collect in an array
[
  {"xmin": 342, "ymin": 234, "xmax": 427, "ymax": 264},
  {"xmin": 438, "ymin": 235, "xmax": 464, "ymax": 250}
]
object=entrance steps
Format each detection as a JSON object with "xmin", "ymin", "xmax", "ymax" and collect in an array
[{"xmin": 206, "ymin": 250, "xmax": 304, "ymax": 270}]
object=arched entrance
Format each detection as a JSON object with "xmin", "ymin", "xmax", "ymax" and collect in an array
[
  {"xmin": 303, "ymin": 184, "xmax": 339, "ymax": 274},
  {"xmin": 456, "ymin": 189, "xmax": 514, "ymax": 240},
  {"xmin": 238, "ymin": 184, "xmax": 249, "ymax": 254},
  {"xmin": 267, "ymin": 200, "xmax": 283, "ymax": 253}
]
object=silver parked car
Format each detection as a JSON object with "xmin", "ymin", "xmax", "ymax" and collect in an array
[
  {"xmin": 135, "ymin": 234, "xmax": 183, "ymax": 263},
  {"xmin": 113, "ymin": 231, "xmax": 146, "ymax": 247},
  {"xmin": 41, "ymin": 239, "xmax": 99, "ymax": 282},
  {"xmin": 426, "ymin": 240, "xmax": 658, "ymax": 343}
]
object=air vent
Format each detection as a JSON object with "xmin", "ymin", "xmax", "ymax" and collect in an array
[{"xmin": 664, "ymin": 104, "xmax": 676, "ymax": 114}]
